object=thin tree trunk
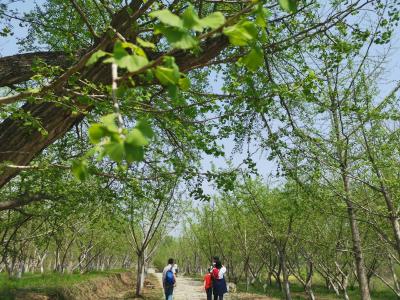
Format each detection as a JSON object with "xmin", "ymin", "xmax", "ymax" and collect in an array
[
  {"xmin": 305, "ymin": 261, "xmax": 315, "ymax": 300},
  {"xmin": 389, "ymin": 255, "xmax": 400, "ymax": 296},
  {"xmin": 343, "ymin": 178, "xmax": 371, "ymax": 300},
  {"xmin": 279, "ymin": 249, "xmax": 292, "ymax": 300},
  {"xmin": 135, "ymin": 252, "xmax": 145, "ymax": 296},
  {"xmin": 359, "ymin": 126, "xmax": 400, "ymax": 258},
  {"xmin": 331, "ymin": 94, "xmax": 371, "ymax": 300}
]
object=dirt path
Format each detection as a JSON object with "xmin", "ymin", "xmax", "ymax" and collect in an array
[
  {"xmin": 155, "ymin": 273, "xmax": 207, "ymax": 300},
  {"xmin": 154, "ymin": 273, "xmax": 277, "ymax": 300}
]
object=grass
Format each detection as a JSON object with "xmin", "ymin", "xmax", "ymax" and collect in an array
[
  {"xmin": 0, "ymin": 269, "xmax": 127, "ymax": 299},
  {"xmin": 185, "ymin": 272, "xmax": 399, "ymax": 300},
  {"xmin": 142, "ymin": 274, "xmax": 164, "ymax": 300},
  {"xmin": 236, "ymin": 277, "xmax": 398, "ymax": 300}
]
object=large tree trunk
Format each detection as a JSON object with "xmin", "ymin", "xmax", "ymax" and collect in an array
[
  {"xmin": 0, "ymin": 51, "xmax": 72, "ymax": 87},
  {"xmin": 0, "ymin": 103, "xmax": 83, "ymax": 188}
]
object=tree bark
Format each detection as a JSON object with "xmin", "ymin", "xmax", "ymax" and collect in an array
[
  {"xmin": 357, "ymin": 123, "xmax": 400, "ymax": 258},
  {"xmin": 0, "ymin": 51, "xmax": 73, "ymax": 87},
  {"xmin": 305, "ymin": 261, "xmax": 315, "ymax": 300},
  {"xmin": 278, "ymin": 249, "xmax": 292, "ymax": 300},
  {"xmin": 330, "ymin": 85, "xmax": 371, "ymax": 300},
  {"xmin": 135, "ymin": 252, "xmax": 145, "ymax": 296}
]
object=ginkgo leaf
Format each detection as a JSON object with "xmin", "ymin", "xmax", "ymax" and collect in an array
[
  {"xmin": 86, "ymin": 50, "xmax": 109, "ymax": 66},
  {"xmin": 88, "ymin": 124, "xmax": 106, "ymax": 144},
  {"xmin": 155, "ymin": 66, "xmax": 180, "ymax": 85},
  {"xmin": 223, "ymin": 24, "xmax": 254, "ymax": 46},
  {"xmin": 239, "ymin": 46, "xmax": 264, "ymax": 71},
  {"xmin": 125, "ymin": 128, "xmax": 148, "ymax": 147},
  {"xmin": 278, "ymin": 0, "xmax": 298, "ymax": 13},
  {"xmin": 150, "ymin": 9, "xmax": 183, "ymax": 28},
  {"xmin": 200, "ymin": 12, "xmax": 225, "ymax": 29},
  {"xmin": 136, "ymin": 37, "xmax": 156, "ymax": 49},
  {"xmin": 182, "ymin": 5, "xmax": 203, "ymax": 31}
]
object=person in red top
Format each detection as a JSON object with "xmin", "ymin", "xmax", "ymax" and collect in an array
[{"xmin": 204, "ymin": 268, "xmax": 213, "ymax": 300}]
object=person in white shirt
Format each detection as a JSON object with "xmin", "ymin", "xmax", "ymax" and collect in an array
[
  {"xmin": 173, "ymin": 263, "xmax": 179, "ymax": 276},
  {"xmin": 162, "ymin": 258, "xmax": 176, "ymax": 300},
  {"xmin": 212, "ymin": 256, "xmax": 227, "ymax": 300},
  {"xmin": 218, "ymin": 264, "xmax": 226, "ymax": 279}
]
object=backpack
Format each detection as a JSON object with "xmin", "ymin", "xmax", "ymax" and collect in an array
[{"xmin": 165, "ymin": 267, "xmax": 175, "ymax": 286}]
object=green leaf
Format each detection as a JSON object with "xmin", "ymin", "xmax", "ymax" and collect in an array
[
  {"xmin": 72, "ymin": 160, "xmax": 89, "ymax": 181},
  {"xmin": 199, "ymin": 12, "xmax": 225, "ymax": 29},
  {"xmin": 120, "ymin": 41, "xmax": 136, "ymax": 50},
  {"xmin": 113, "ymin": 42, "xmax": 133, "ymax": 68},
  {"xmin": 155, "ymin": 66, "xmax": 180, "ymax": 85},
  {"xmin": 125, "ymin": 128, "xmax": 148, "ymax": 146},
  {"xmin": 136, "ymin": 120, "xmax": 154, "ymax": 138},
  {"xmin": 154, "ymin": 24, "xmax": 198, "ymax": 49},
  {"xmin": 278, "ymin": 0, "xmax": 298, "ymax": 13},
  {"xmin": 223, "ymin": 24, "xmax": 254, "ymax": 46},
  {"xmin": 132, "ymin": 45, "xmax": 147, "ymax": 57},
  {"xmin": 163, "ymin": 56, "xmax": 178, "ymax": 68},
  {"xmin": 182, "ymin": 6, "xmax": 203, "ymax": 31},
  {"xmin": 255, "ymin": 4, "xmax": 271, "ymax": 28},
  {"xmin": 125, "ymin": 55, "xmax": 149, "ymax": 72},
  {"xmin": 88, "ymin": 124, "xmax": 106, "ymax": 144},
  {"xmin": 179, "ymin": 76, "xmax": 191, "ymax": 91},
  {"xmin": 86, "ymin": 50, "xmax": 108, "ymax": 66},
  {"xmin": 241, "ymin": 21, "xmax": 258, "ymax": 39},
  {"xmin": 239, "ymin": 46, "xmax": 264, "ymax": 71},
  {"xmin": 104, "ymin": 141, "xmax": 125, "ymax": 163},
  {"xmin": 100, "ymin": 114, "xmax": 119, "ymax": 133},
  {"xmin": 167, "ymin": 84, "xmax": 178, "ymax": 99},
  {"xmin": 182, "ymin": 7, "xmax": 225, "ymax": 31},
  {"xmin": 113, "ymin": 41, "xmax": 128, "ymax": 60},
  {"xmin": 165, "ymin": 28, "xmax": 198, "ymax": 49},
  {"xmin": 136, "ymin": 37, "xmax": 156, "ymax": 49},
  {"xmin": 150, "ymin": 9, "xmax": 183, "ymax": 28},
  {"xmin": 124, "ymin": 143, "xmax": 144, "ymax": 162}
]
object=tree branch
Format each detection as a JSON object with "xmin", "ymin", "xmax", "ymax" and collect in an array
[
  {"xmin": 69, "ymin": 0, "xmax": 100, "ymax": 39},
  {"xmin": 0, "ymin": 194, "xmax": 55, "ymax": 211}
]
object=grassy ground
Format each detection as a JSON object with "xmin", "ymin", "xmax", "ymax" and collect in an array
[
  {"xmin": 188, "ymin": 273, "xmax": 398, "ymax": 299},
  {"xmin": 236, "ymin": 279, "xmax": 397, "ymax": 300},
  {"xmin": 0, "ymin": 269, "xmax": 162, "ymax": 300},
  {"xmin": 0, "ymin": 270, "xmax": 125, "ymax": 299},
  {"xmin": 0, "ymin": 269, "xmax": 126, "ymax": 288},
  {"xmin": 138, "ymin": 273, "xmax": 164, "ymax": 300}
]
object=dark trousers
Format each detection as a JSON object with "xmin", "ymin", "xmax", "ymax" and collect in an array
[
  {"xmin": 206, "ymin": 288, "xmax": 212, "ymax": 300},
  {"xmin": 164, "ymin": 286, "xmax": 173, "ymax": 300},
  {"xmin": 213, "ymin": 294, "xmax": 223, "ymax": 300}
]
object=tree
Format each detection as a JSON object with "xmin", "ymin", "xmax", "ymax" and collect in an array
[{"xmin": 0, "ymin": 0, "xmax": 376, "ymax": 192}]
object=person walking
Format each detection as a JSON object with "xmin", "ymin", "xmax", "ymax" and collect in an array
[
  {"xmin": 212, "ymin": 259, "xmax": 227, "ymax": 300},
  {"xmin": 162, "ymin": 258, "xmax": 176, "ymax": 300},
  {"xmin": 204, "ymin": 268, "xmax": 213, "ymax": 300},
  {"xmin": 174, "ymin": 263, "xmax": 179, "ymax": 276}
]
